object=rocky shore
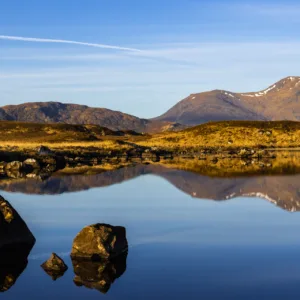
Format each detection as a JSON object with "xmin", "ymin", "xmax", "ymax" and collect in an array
[{"xmin": 0, "ymin": 143, "xmax": 281, "ymax": 180}]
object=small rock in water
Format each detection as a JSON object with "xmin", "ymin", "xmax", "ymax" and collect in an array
[
  {"xmin": 71, "ymin": 223, "xmax": 128, "ymax": 259},
  {"xmin": 36, "ymin": 145, "xmax": 53, "ymax": 156},
  {"xmin": 41, "ymin": 253, "xmax": 68, "ymax": 280}
]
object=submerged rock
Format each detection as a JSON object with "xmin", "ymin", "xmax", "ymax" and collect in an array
[
  {"xmin": 72, "ymin": 252, "xmax": 127, "ymax": 294},
  {"xmin": 41, "ymin": 253, "xmax": 68, "ymax": 280},
  {"xmin": 0, "ymin": 196, "xmax": 36, "ymax": 292},
  {"xmin": 71, "ymin": 223, "xmax": 128, "ymax": 259}
]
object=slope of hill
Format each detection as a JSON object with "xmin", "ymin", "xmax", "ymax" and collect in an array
[
  {"xmin": 154, "ymin": 76, "xmax": 300, "ymax": 125},
  {"xmin": 137, "ymin": 120, "xmax": 300, "ymax": 150},
  {"xmin": 0, "ymin": 120, "xmax": 141, "ymax": 143},
  {"xmin": 0, "ymin": 102, "xmax": 184, "ymax": 133}
]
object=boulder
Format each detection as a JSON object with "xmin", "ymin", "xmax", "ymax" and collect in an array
[
  {"xmin": 38, "ymin": 156, "xmax": 66, "ymax": 172},
  {"xmin": 71, "ymin": 223, "xmax": 128, "ymax": 260},
  {"xmin": 0, "ymin": 196, "xmax": 36, "ymax": 292},
  {"xmin": 72, "ymin": 252, "xmax": 127, "ymax": 294},
  {"xmin": 23, "ymin": 158, "xmax": 40, "ymax": 170},
  {"xmin": 36, "ymin": 145, "xmax": 53, "ymax": 156},
  {"xmin": 41, "ymin": 253, "xmax": 68, "ymax": 280},
  {"xmin": 5, "ymin": 161, "xmax": 23, "ymax": 171},
  {"xmin": 0, "ymin": 196, "xmax": 36, "ymax": 248}
]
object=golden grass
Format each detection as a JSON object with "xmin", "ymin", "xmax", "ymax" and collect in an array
[
  {"xmin": 0, "ymin": 140, "xmax": 132, "ymax": 152},
  {"xmin": 136, "ymin": 121, "xmax": 300, "ymax": 150},
  {"xmin": 152, "ymin": 151, "xmax": 300, "ymax": 177},
  {"xmin": 55, "ymin": 162, "xmax": 133, "ymax": 175}
]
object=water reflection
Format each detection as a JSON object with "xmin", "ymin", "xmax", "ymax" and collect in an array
[
  {"xmin": 72, "ymin": 252, "xmax": 128, "ymax": 294},
  {"xmin": 0, "ymin": 152, "xmax": 300, "ymax": 212},
  {"xmin": 0, "ymin": 242, "xmax": 35, "ymax": 292},
  {"xmin": 0, "ymin": 198, "xmax": 36, "ymax": 292}
]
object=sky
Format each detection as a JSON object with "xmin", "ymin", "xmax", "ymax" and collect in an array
[{"xmin": 0, "ymin": 0, "xmax": 300, "ymax": 118}]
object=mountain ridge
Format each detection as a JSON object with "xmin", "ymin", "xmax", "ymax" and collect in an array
[
  {"xmin": 154, "ymin": 76, "xmax": 300, "ymax": 125},
  {"xmin": 0, "ymin": 76, "xmax": 299, "ymax": 132},
  {"xmin": 0, "ymin": 101, "xmax": 185, "ymax": 133}
]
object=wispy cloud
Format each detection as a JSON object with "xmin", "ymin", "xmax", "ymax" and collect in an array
[{"xmin": 0, "ymin": 35, "xmax": 142, "ymax": 52}]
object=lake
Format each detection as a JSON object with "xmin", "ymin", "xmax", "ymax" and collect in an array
[{"xmin": 1, "ymin": 154, "xmax": 300, "ymax": 299}]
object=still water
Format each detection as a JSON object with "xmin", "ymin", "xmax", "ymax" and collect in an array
[{"xmin": 2, "ymin": 160, "xmax": 300, "ymax": 299}]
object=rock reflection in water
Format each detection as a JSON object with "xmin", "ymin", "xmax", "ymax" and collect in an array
[
  {"xmin": 0, "ymin": 152, "xmax": 300, "ymax": 211},
  {"xmin": 72, "ymin": 252, "xmax": 128, "ymax": 294},
  {"xmin": 0, "ymin": 196, "xmax": 36, "ymax": 292},
  {"xmin": 0, "ymin": 242, "xmax": 35, "ymax": 292}
]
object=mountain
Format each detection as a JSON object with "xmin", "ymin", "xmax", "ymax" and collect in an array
[
  {"xmin": 154, "ymin": 76, "xmax": 300, "ymax": 125},
  {"xmin": 0, "ymin": 102, "xmax": 184, "ymax": 133},
  {"xmin": 1, "ymin": 76, "xmax": 299, "ymax": 132}
]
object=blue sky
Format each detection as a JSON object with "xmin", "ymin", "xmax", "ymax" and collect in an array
[{"xmin": 0, "ymin": 0, "xmax": 299, "ymax": 118}]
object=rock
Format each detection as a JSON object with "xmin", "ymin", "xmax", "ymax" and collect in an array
[
  {"xmin": 41, "ymin": 253, "xmax": 68, "ymax": 280},
  {"xmin": 211, "ymin": 157, "xmax": 218, "ymax": 163},
  {"xmin": 238, "ymin": 148, "xmax": 254, "ymax": 157},
  {"xmin": 0, "ymin": 162, "xmax": 7, "ymax": 170},
  {"xmin": 71, "ymin": 223, "xmax": 128, "ymax": 260},
  {"xmin": 38, "ymin": 155, "xmax": 66, "ymax": 172},
  {"xmin": 6, "ymin": 170, "xmax": 25, "ymax": 179},
  {"xmin": 5, "ymin": 161, "xmax": 23, "ymax": 171},
  {"xmin": 0, "ymin": 196, "xmax": 36, "ymax": 292},
  {"xmin": 72, "ymin": 252, "xmax": 127, "ymax": 294},
  {"xmin": 0, "ymin": 196, "xmax": 36, "ymax": 247},
  {"xmin": 36, "ymin": 145, "xmax": 53, "ymax": 156},
  {"xmin": 23, "ymin": 158, "xmax": 40, "ymax": 170}
]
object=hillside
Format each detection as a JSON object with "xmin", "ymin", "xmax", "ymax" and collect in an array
[
  {"xmin": 0, "ymin": 120, "xmax": 140, "ymax": 143},
  {"xmin": 137, "ymin": 121, "xmax": 300, "ymax": 150},
  {"xmin": 154, "ymin": 76, "xmax": 300, "ymax": 124},
  {"xmin": 0, "ymin": 102, "xmax": 184, "ymax": 133}
]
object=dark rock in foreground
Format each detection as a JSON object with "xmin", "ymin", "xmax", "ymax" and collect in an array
[
  {"xmin": 41, "ymin": 253, "xmax": 68, "ymax": 281},
  {"xmin": 71, "ymin": 223, "xmax": 128, "ymax": 259},
  {"xmin": 0, "ymin": 195, "xmax": 36, "ymax": 292},
  {"xmin": 72, "ymin": 252, "xmax": 127, "ymax": 294},
  {"xmin": 0, "ymin": 196, "xmax": 35, "ymax": 248}
]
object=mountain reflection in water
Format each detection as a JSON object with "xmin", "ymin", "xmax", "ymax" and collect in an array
[{"xmin": 0, "ymin": 151, "xmax": 299, "ymax": 212}]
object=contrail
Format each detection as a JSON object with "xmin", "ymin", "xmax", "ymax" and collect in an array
[{"xmin": 0, "ymin": 35, "xmax": 142, "ymax": 52}]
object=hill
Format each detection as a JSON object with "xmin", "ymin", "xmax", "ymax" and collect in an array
[
  {"xmin": 0, "ymin": 76, "xmax": 299, "ymax": 132},
  {"xmin": 0, "ymin": 102, "xmax": 184, "ymax": 133},
  {"xmin": 154, "ymin": 76, "xmax": 300, "ymax": 124},
  {"xmin": 137, "ymin": 120, "xmax": 300, "ymax": 150},
  {"xmin": 0, "ymin": 120, "xmax": 141, "ymax": 143}
]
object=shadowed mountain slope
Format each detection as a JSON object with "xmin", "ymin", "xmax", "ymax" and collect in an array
[{"xmin": 0, "ymin": 102, "xmax": 184, "ymax": 133}]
